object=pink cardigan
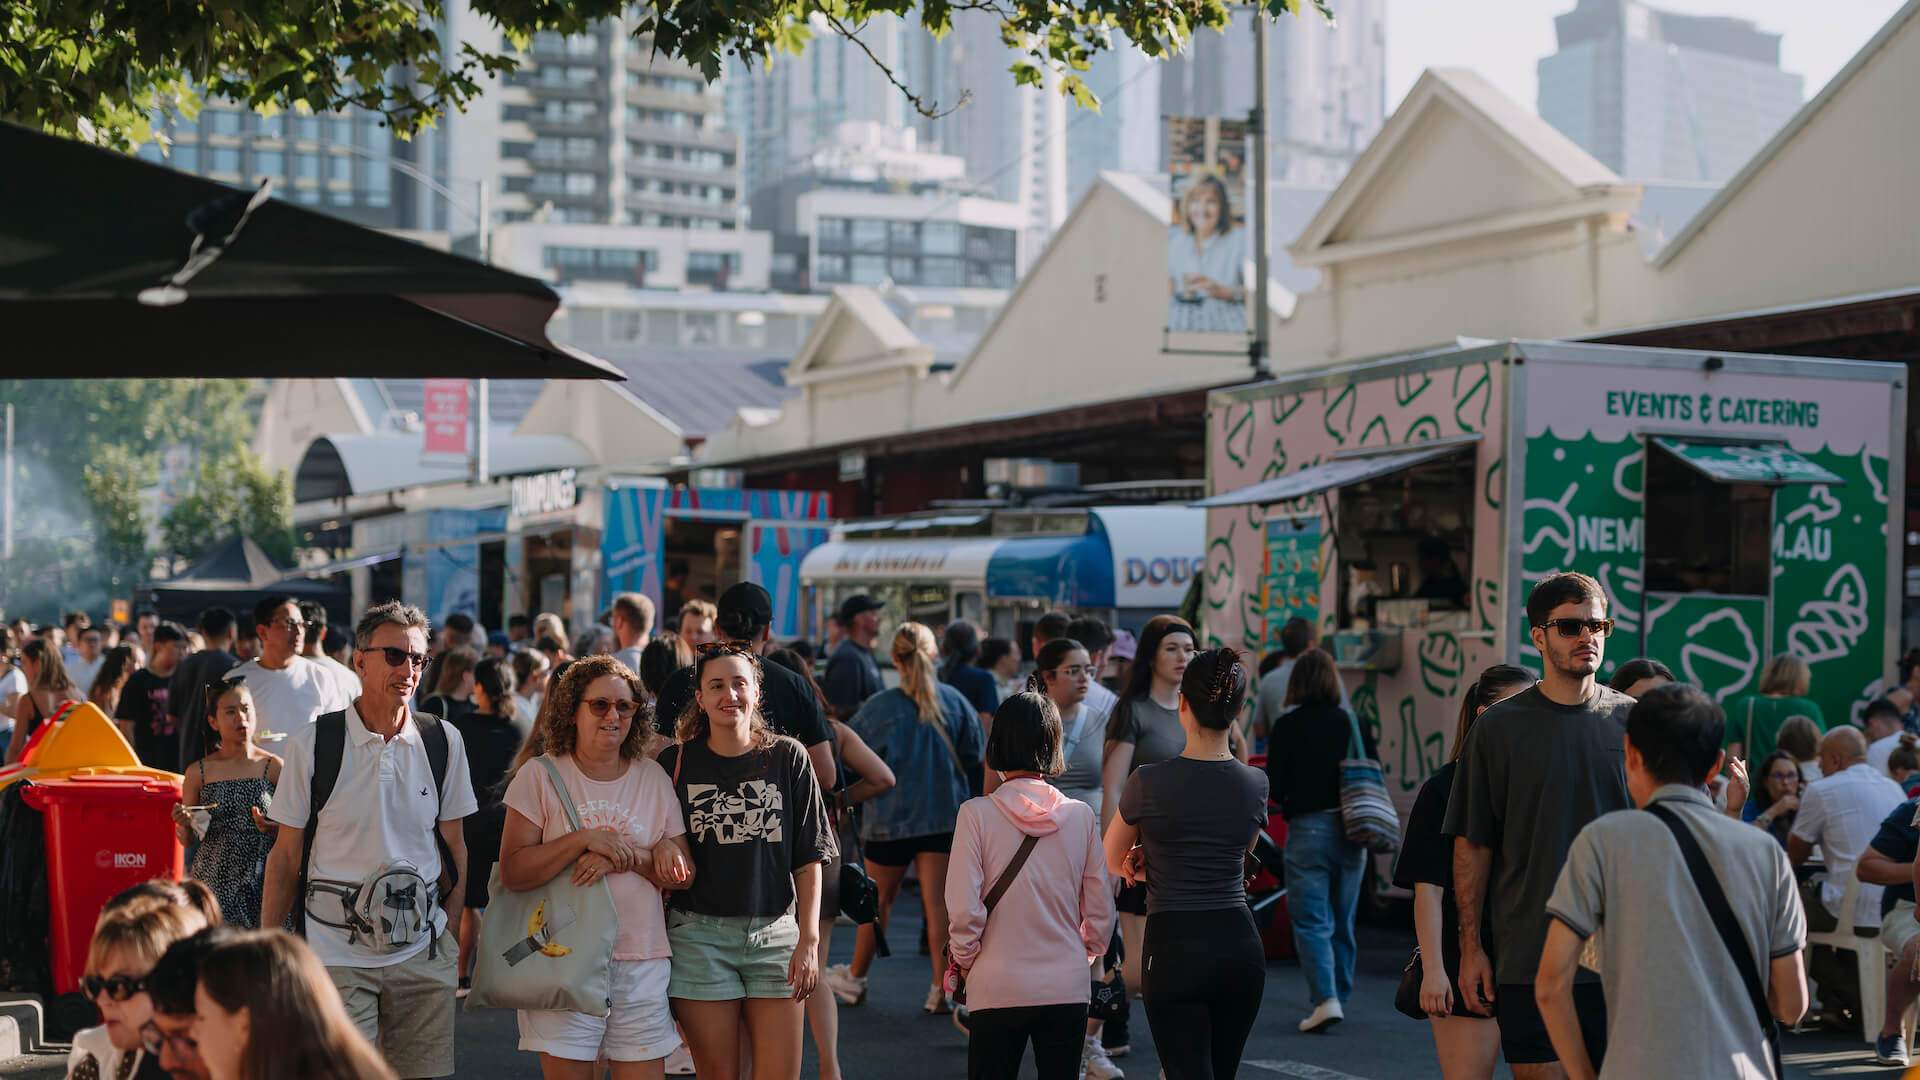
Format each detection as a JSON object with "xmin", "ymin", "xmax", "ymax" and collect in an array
[{"xmin": 944, "ymin": 778, "xmax": 1115, "ymax": 1011}]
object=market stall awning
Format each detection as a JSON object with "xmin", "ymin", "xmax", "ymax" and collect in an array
[
  {"xmin": 1650, "ymin": 437, "xmax": 1844, "ymax": 485},
  {"xmin": 1193, "ymin": 436, "xmax": 1481, "ymax": 509},
  {"xmin": 0, "ymin": 121, "xmax": 621, "ymax": 379}
]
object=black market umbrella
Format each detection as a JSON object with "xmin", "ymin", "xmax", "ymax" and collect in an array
[{"xmin": 0, "ymin": 121, "xmax": 621, "ymax": 380}]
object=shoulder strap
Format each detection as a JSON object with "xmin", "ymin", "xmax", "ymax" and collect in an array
[
  {"xmin": 1644, "ymin": 803, "xmax": 1783, "ymax": 1080},
  {"xmin": 535, "ymin": 756, "xmax": 587, "ymax": 831},
  {"xmin": 928, "ymin": 709, "xmax": 968, "ymax": 786},
  {"xmin": 297, "ymin": 710, "xmax": 349, "ymax": 937},
  {"xmin": 984, "ymin": 834, "xmax": 1041, "ymax": 913},
  {"xmin": 415, "ymin": 710, "xmax": 451, "ymax": 802}
]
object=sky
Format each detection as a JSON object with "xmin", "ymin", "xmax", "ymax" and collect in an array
[{"xmin": 1384, "ymin": 0, "xmax": 1911, "ymax": 115}]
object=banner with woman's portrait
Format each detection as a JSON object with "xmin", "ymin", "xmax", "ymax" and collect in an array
[{"xmin": 1165, "ymin": 117, "xmax": 1251, "ymax": 334}]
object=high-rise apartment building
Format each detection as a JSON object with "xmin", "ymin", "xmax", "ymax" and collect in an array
[{"xmin": 1538, "ymin": 0, "xmax": 1804, "ymax": 182}]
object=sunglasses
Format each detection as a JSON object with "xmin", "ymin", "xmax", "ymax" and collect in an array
[
  {"xmin": 1536, "ymin": 618, "xmax": 1614, "ymax": 640},
  {"xmin": 584, "ymin": 697, "xmax": 639, "ymax": 719},
  {"xmin": 82, "ymin": 972, "xmax": 149, "ymax": 1001},
  {"xmin": 364, "ymin": 646, "xmax": 429, "ymax": 669},
  {"xmin": 139, "ymin": 1020, "xmax": 196, "ymax": 1058},
  {"xmin": 694, "ymin": 640, "xmax": 756, "ymax": 657}
]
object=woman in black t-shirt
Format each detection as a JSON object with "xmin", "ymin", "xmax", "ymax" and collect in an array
[
  {"xmin": 1391, "ymin": 663, "xmax": 1530, "ymax": 1079},
  {"xmin": 656, "ymin": 643, "xmax": 836, "ymax": 1080}
]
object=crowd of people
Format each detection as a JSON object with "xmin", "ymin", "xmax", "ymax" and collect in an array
[{"xmin": 9, "ymin": 567, "xmax": 1920, "ymax": 1079}]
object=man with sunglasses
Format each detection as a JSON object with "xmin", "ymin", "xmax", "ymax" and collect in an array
[
  {"xmin": 261, "ymin": 600, "xmax": 478, "ymax": 1080},
  {"xmin": 652, "ymin": 582, "xmax": 837, "ymax": 789},
  {"xmin": 227, "ymin": 595, "xmax": 352, "ymax": 742},
  {"xmin": 142, "ymin": 926, "xmax": 240, "ymax": 1080},
  {"xmin": 1443, "ymin": 572, "xmax": 1634, "ymax": 1078}
]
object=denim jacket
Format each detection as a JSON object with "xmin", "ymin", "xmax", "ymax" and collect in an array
[{"xmin": 850, "ymin": 683, "xmax": 984, "ymax": 842}]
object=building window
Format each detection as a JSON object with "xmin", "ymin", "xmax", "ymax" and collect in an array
[
  {"xmin": 731, "ymin": 312, "xmax": 767, "ymax": 349},
  {"xmin": 920, "ymin": 257, "xmax": 963, "ymax": 287},
  {"xmin": 850, "ymin": 254, "xmax": 886, "ymax": 285},
  {"xmin": 608, "ymin": 310, "xmax": 644, "ymax": 342},
  {"xmin": 329, "ymin": 187, "xmax": 353, "ymax": 206},
  {"xmin": 921, "ymin": 221, "xmax": 963, "ymax": 256},
  {"xmin": 815, "ymin": 253, "xmax": 848, "ymax": 282},
  {"xmin": 687, "ymin": 251, "xmax": 740, "ymax": 289},
  {"xmin": 256, "ymin": 114, "xmax": 284, "ymax": 139},
  {"xmin": 294, "ymin": 187, "xmax": 321, "ymax": 204},
  {"xmin": 209, "ymin": 147, "xmax": 241, "ymax": 173},
  {"xmin": 680, "ymin": 311, "xmax": 720, "ymax": 346},
  {"xmin": 330, "ymin": 154, "xmax": 352, "ymax": 182},
  {"xmin": 888, "ymin": 221, "xmax": 918, "ymax": 249},
  {"xmin": 817, "ymin": 217, "xmax": 851, "ymax": 249},
  {"xmin": 889, "ymin": 256, "xmax": 917, "ymax": 283},
  {"xmin": 208, "ymin": 110, "xmax": 242, "ymax": 135},
  {"xmin": 172, "ymin": 145, "xmax": 199, "ymax": 172},
  {"xmin": 294, "ymin": 115, "xmax": 322, "ymax": 143},
  {"xmin": 542, "ymin": 246, "xmax": 656, "ymax": 284},
  {"xmin": 564, "ymin": 172, "xmax": 596, "ymax": 195},
  {"xmin": 296, "ymin": 153, "xmax": 321, "ymax": 179},
  {"xmin": 252, "ymin": 150, "xmax": 284, "ymax": 179},
  {"xmin": 850, "ymin": 218, "xmax": 888, "ymax": 251}
]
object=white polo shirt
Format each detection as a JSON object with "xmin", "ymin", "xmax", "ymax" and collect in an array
[
  {"xmin": 270, "ymin": 704, "xmax": 479, "ymax": 969},
  {"xmin": 229, "ymin": 655, "xmax": 352, "ymax": 739}
]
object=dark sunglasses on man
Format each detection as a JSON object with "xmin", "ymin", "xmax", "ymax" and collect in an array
[
  {"xmin": 1536, "ymin": 617, "xmax": 1614, "ymax": 639},
  {"xmin": 362, "ymin": 646, "xmax": 429, "ymax": 669},
  {"xmin": 139, "ymin": 1019, "xmax": 197, "ymax": 1058}
]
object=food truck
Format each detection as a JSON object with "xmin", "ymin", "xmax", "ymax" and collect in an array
[
  {"xmin": 800, "ymin": 506, "xmax": 1205, "ymax": 646},
  {"xmin": 1201, "ymin": 339, "xmax": 1903, "ymax": 812}
]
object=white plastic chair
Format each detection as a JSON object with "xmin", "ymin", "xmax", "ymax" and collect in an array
[{"xmin": 1805, "ymin": 870, "xmax": 1886, "ymax": 1041}]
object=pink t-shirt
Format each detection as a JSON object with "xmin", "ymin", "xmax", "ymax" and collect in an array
[{"xmin": 503, "ymin": 754, "xmax": 685, "ymax": 960}]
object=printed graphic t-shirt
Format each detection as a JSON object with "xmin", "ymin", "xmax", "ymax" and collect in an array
[
  {"xmin": 657, "ymin": 737, "xmax": 836, "ymax": 919},
  {"xmin": 116, "ymin": 669, "xmax": 176, "ymax": 772},
  {"xmin": 504, "ymin": 754, "xmax": 684, "ymax": 960}
]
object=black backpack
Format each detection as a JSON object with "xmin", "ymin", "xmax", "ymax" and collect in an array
[{"xmin": 294, "ymin": 709, "xmax": 453, "ymax": 936}]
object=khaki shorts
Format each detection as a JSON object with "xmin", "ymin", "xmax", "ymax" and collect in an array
[
  {"xmin": 1884, "ymin": 900, "xmax": 1920, "ymax": 962},
  {"xmin": 327, "ymin": 931, "xmax": 458, "ymax": 1079}
]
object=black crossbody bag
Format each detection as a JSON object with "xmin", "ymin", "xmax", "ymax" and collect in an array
[{"xmin": 1645, "ymin": 802, "xmax": 1784, "ymax": 1080}]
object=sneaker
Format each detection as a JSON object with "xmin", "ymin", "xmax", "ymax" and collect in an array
[
  {"xmin": 1875, "ymin": 1033, "xmax": 1910, "ymax": 1067},
  {"xmin": 1299, "ymin": 998, "xmax": 1344, "ymax": 1033},
  {"xmin": 923, "ymin": 982, "xmax": 952, "ymax": 1015},
  {"xmin": 664, "ymin": 1045, "xmax": 696, "ymax": 1076},
  {"xmin": 1082, "ymin": 1034, "xmax": 1125, "ymax": 1079},
  {"xmin": 454, "ymin": 976, "xmax": 471, "ymax": 1000},
  {"xmin": 824, "ymin": 963, "xmax": 868, "ymax": 1006}
]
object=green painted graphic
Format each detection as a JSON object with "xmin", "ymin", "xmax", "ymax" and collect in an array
[{"xmin": 1263, "ymin": 516, "xmax": 1322, "ymax": 652}]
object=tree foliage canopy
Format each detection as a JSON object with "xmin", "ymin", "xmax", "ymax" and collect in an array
[{"xmin": 1, "ymin": 0, "xmax": 1330, "ymax": 149}]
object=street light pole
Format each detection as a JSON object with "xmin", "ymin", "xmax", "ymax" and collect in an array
[
  {"xmin": 3, "ymin": 402, "xmax": 13, "ymax": 561},
  {"xmin": 1249, "ymin": 8, "xmax": 1275, "ymax": 381}
]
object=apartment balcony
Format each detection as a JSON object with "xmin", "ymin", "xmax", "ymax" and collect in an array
[
  {"xmin": 624, "ymin": 120, "xmax": 735, "ymax": 153},
  {"xmin": 626, "ymin": 82, "xmax": 724, "ymax": 118},
  {"xmin": 522, "ymin": 112, "xmax": 607, "ymax": 136},
  {"xmin": 624, "ymin": 192, "xmax": 735, "ymax": 221},
  {"xmin": 532, "ymin": 149, "xmax": 612, "ymax": 171},
  {"xmin": 625, "ymin": 156, "xmax": 737, "ymax": 188}
]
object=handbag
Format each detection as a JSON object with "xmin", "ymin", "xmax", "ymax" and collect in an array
[
  {"xmin": 941, "ymin": 833, "xmax": 1040, "ymax": 1006},
  {"xmin": 1394, "ymin": 947, "xmax": 1427, "ymax": 1020},
  {"xmin": 1338, "ymin": 708, "xmax": 1402, "ymax": 853},
  {"xmin": 465, "ymin": 757, "xmax": 619, "ymax": 1016},
  {"xmin": 1645, "ymin": 802, "xmax": 1783, "ymax": 1080},
  {"xmin": 835, "ymin": 800, "xmax": 881, "ymax": 925}
]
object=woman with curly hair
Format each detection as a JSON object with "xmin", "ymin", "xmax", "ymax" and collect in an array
[
  {"xmin": 656, "ymin": 642, "xmax": 836, "ymax": 1080},
  {"xmin": 498, "ymin": 654, "xmax": 690, "ymax": 1077}
]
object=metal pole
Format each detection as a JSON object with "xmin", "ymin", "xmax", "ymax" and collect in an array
[
  {"xmin": 476, "ymin": 379, "xmax": 491, "ymax": 485},
  {"xmin": 477, "ymin": 180, "xmax": 492, "ymax": 264},
  {"xmin": 1249, "ymin": 8, "xmax": 1274, "ymax": 380},
  {"xmin": 3, "ymin": 402, "xmax": 12, "ymax": 561}
]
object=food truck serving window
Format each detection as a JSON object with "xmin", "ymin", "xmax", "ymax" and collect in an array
[
  {"xmin": 1643, "ymin": 437, "xmax": 1843, "ymax": 598},
  {"xmin": 1196, "ymin": 436, "xmax": 1480, "ymax": 633}
]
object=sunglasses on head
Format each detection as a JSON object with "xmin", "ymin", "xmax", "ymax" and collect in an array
[
  {"xmin": 82, "ymin": 972, "xmax": 148, "ymax": 1001},
  {"xmin": 584, "ymin": 697, "xmax": 639, "ymax": 719},
  {"xmin": 694, "ymin": 640, "xmax": 756, "ymax": 657},
  {"xmin": 364, "ymin": 646, "xmax": 429, "ymax": 669},
  {"xmin": 1536, "ymin": 618, "xmax": 1614, "ymax": 640}
]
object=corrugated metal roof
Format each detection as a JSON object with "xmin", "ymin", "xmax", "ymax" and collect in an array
[{"xmin": 607, "ymin": 354, "xmax": 797, "ymax": 439}]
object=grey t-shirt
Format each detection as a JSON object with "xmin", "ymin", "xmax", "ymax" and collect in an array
[
  {"xmin": 1442, "ymin": 683, "xmax": 1633, "ymax": 985},
  {"xmin": 1055, "ymin": 698, "xmax": 1112, "ymax": 814},
  {"xmin": 1119, "ymin": 756, "xmax": 1268, "ymax": 914},
  {"xmin": 1111, "ymin": 695, "xmax": 1185, "ymax": 773},
  {"xmin": 1547, "ymin": 786, "xmax": 1804, "ymax": 1079}
]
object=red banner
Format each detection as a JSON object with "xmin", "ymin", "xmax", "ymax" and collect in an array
[{"xmin": 422, "ymin": 379, "xmax": 469, "ymax": 456}]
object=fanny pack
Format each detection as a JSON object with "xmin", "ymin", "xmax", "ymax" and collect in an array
[{"xmin": 305, "ymin": 861, "xmax": 442, "ymax": 957}]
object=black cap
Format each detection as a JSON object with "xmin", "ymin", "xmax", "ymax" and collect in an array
[
  {"xmin": 838, "ymin": 593, "xmax": 885, "ymax": 623},
  {"xmin": 717, "ymin": 582, "xmax": 774, "ymax": 638}
]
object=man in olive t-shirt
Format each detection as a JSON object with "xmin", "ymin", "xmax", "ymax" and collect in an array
[{"xmin": 1444, "ymin": 573, "xmax": 1632, "ymax": 1076}]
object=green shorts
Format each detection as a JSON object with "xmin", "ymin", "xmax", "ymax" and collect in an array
[{"xmin": 665, "ymin": 910, "xmax": 800, "ymax": 1001}]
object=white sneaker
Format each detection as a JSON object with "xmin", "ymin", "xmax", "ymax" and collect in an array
[
  {"xmin": 923, "ymin": 982, "xmax": 952, "ymax": 1014},
  {"xmin": 824, "ymin": 963, "xmax": 868, "ymax": 1006},
  {"xmin": 1299, "ymin": 998, "xmax": 1344, "ymax": 1033},
  {"xmin": 664, "ymin": 1045, "xmax": 696, "ymax": 1075},
  {"xmin": 1082, "ymin": 1034, "xmax": 1125, "ymax": 1079}
]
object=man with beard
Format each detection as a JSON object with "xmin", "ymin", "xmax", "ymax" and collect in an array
[{"xmin": 1444, "ymin": 572, "xmax": 1633, "ymax": 1078}]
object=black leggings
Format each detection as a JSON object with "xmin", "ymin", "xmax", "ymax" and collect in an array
[
  {"xmin": 1143, "ymin": 907, "xmax": 1265, "ymax": 1080},
  {"xmin": 967, "ymin": 1002, "xmax": 1087, "ymax": 1080}
]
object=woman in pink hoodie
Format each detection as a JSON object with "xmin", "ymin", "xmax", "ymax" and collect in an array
[{"xmin": 946, "ymin": 690, "xmax": 1116, "ymax": 1080}]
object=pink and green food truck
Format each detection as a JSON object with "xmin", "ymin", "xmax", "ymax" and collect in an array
[{"xmin": 1201, "ymin": 339, "xmax": 1904, "ymax": 815}]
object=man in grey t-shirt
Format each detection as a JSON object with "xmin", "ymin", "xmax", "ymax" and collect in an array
[
  {"xmin": 1539, "ymin": 683, "xmax": 1807, "ymax": 1079},
  {"xmin": 1444, "ymin": 573, "xmax": 1633, "ymax": 1076}
]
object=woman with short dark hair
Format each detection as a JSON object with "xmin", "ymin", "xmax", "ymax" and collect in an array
[
  {"xmin": 947, "ymin": 691, "xmax": 1113, "ymax": 1079},
  {"xmin": 1266, "ymin": 647, "xmax": 1376, "ymax": 1033}
]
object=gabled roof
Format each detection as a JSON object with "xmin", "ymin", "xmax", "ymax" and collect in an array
[
  {"xmin": 1290, "ymin": 68, "xmax": 1637, "ymax": 268},
  {"xmin": 783, "ymin": 287, "xmax": 929, "ymax": 386},
  {"xmin": 1651, "ymin": 0, "xmax": 1920, "ymax": 267}
]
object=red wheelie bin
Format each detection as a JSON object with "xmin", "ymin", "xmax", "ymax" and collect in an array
[{"xmin": 23, "ymin": 776, "xmax": 185, "ymax": 995}]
